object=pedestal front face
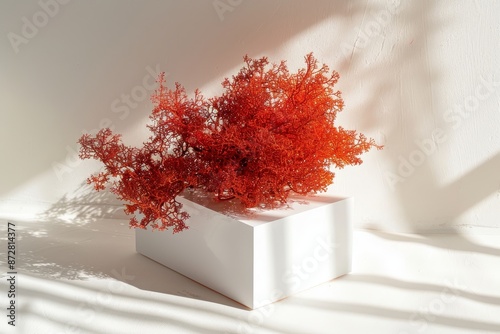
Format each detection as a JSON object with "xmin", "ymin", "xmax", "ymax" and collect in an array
[
  {"xmin": 135, "ymin": 193, "xmax": 352, "ymax": 309},
  {"xmin": 135, "ymin": 198, "xmax": 255, "ymax": 307}
]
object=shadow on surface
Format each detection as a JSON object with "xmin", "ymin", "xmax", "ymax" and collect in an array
[
  {"xmin": 346, "ymin": 273, "xmax": 500, "ymax": 305},
  {"xmin": 0, "ymin": 182, "xmax": 247, "ymax": 310},
  {"xmin": 3, "ymin": 273, "xmax": 241, "ymax": 334},
  {"xmin": 296, "ymin": 298, "xmax": 500, "ymax": 332},
  {"xmin": 365, "ymin": 229, "xmax": 500, "ymax": 257}
]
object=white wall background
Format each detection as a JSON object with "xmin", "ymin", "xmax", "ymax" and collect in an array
[{"xmin": 1, "ymin": 0, "xmax": 499, "ymax": 233}]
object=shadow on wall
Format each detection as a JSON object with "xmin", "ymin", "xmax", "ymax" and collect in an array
[
  {"xmin": 395, "ymin": 152, "xmax": 500, "ymax": 231},
  {"xmin": 356, "ymin": 1, "xmax": 500, "ymax": 231},
  {"xmin": 397, "ymin": 2, "xmax": 499, "ymax": 231}
]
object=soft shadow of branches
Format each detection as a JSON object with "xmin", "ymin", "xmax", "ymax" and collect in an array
[{"xmin": 38, "ymin": 182, "xmax": 126, "ymax": 227}]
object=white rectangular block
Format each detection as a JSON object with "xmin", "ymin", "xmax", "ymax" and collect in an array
[{"xmin": 136, "ymin": 192, "xmax": 352, "ymax": 309}]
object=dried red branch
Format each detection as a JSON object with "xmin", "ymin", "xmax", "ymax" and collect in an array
[{"xmin": 78, "ymin": 53, "xmax": 382, "ymax": 232}]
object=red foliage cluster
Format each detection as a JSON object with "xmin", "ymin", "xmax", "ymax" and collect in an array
[{"xmin": 79, "ymin": 53, "xmax": 382, "ymax": 232}]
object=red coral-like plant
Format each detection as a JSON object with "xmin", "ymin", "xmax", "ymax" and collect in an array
[{"xmin": 78, "ymin": 53, "xmax": 382, "ymax": 232}]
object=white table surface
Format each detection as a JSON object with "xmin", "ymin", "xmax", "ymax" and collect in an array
[{"xmin": 1, "ymin": 217, "xmax": 499, "ymax": 334}]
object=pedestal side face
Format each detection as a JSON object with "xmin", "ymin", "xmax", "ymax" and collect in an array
[
  {"xmin": 136, "ymin": 197, "xmax": 254, "ymax": 308},
  {"xmin": 253, "ymin": 197, "xmax": 353, "ymax": 308}
]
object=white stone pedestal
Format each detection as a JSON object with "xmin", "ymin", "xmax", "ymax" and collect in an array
[{"xmin": 136, "ymin": 192, "xmax": 352, "ymax": 309}]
